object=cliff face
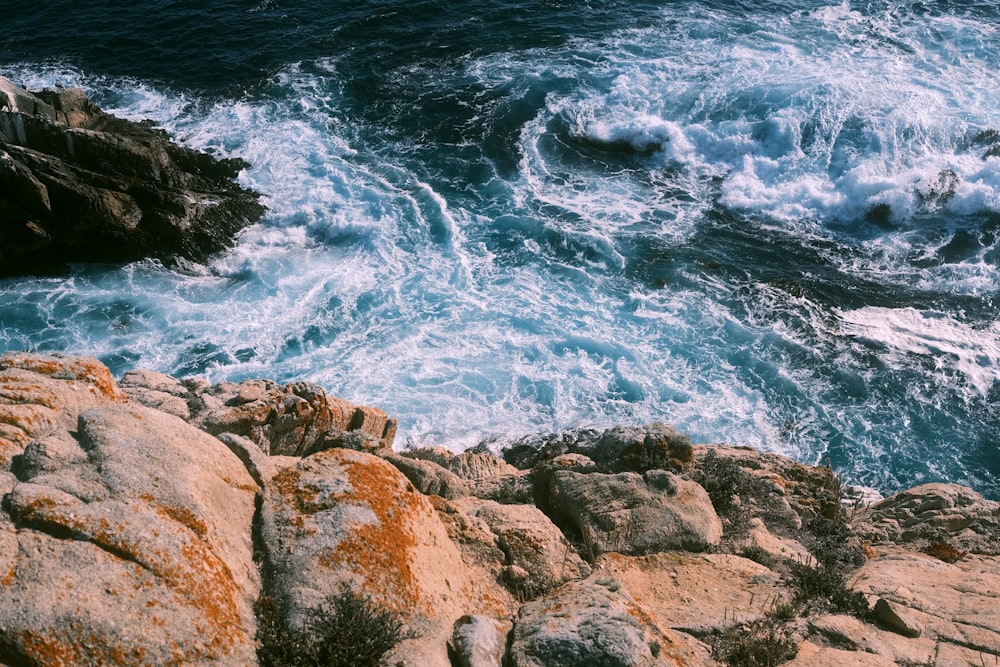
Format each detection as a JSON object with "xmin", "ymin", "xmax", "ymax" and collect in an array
[
  {"xmin": 0, "ymin": 351, "xmax": 998, "ymax": 666},
  {"xmin": 0, "ymin": 78, "xmax": 265, "ymax": 276}
]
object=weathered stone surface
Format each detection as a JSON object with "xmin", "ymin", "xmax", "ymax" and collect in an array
[
  {"xmin": 548, "ymin": 468, "xmax": 722, "ymax": 555},
  {"xmin": 594, "ymin": 552, "xmax": 792, "ymax": 634},
  {"xmin": 0, "ymin": 77, "xmax": 265, "ymax": 276},
  {"xmin": 737, "ymin": 517, "xmax": 815, "ymax": 565},
  {"xmin": 118, "ymin": 369, "xmax": 192, "ymax": 420},
  {"xmin": 0, "ymin": 352, "xmax": 126, "ymax": 467},
  {"xmin": 0, "ymin": 404, "xmax": 259, "ymax": 665},
  {"xmin": 852, "ymin": 483, "xmax": 1000, "ymax": 555},
  {"xmin": 259, "ymin": 447, "xmax": 509, "ymax": 666},
  {"xmin": 452, "ymin": 497, "xmax": 591, "ymax": 597},
  {"xmin": 449, "ymin": 615, "xmax": 512, "ymax": 667},
  {"xmin": 784, "ymin": 640, "xmax": 896, "ymax": 666},
  {"xmin": 850, "ymin": 553, "xmax": 1000, "ymax": 658},
  {"xmin": 807, "ymin": 614, "xmax": 936, "ymax": 665},
  {"xmin": 122, "ymin": 375, "xmax": 398, "ymax": 456},
  {"xmin": 508, "ymin": 577, "xmax": 715, "ymax": 667},
  {"xmin": 383, "ymin": 451, "xmax": 470, "ymax": 499}
]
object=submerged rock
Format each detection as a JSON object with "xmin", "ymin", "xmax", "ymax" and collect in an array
[{"xmin": 0, "ymin": 77, "xmax": 264, "ymax": 276}]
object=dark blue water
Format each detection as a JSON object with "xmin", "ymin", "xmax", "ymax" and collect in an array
[{"xmin": 2, "ymin": 0, "xmax": 999, "ymax": 498}]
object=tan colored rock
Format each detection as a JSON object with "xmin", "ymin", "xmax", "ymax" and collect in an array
[
  {"xmin": 259, "ymin": 448, "xmax": 510, "ymax": 666},
  {"xmin": 850, "ymin": 553, "xmax": 1000, "ymax": 658},
  {"xmin": 595, "ymin": 552, "xmax": 792, "ymax": 634},
  {"xmin": 737, "ymin": 518, "xmax": 814, "ymax": 566},
  {"xmin": 548, "ymin": 468, "xmax": 722, "ymax": 555},
  {"xmin": 508, "ymin": 577, "xmax": 715, "ymax": 667},
  {"xmin": 382, "ymin": 451, "xmax": 470, "ymax": 499},
  {"xmin": 807, "ymin": 614, "xmax": 936, "ymax": 665},
  {"xmin": 0, "ymin": 352, "xmax": 126, "ymax": 466},
  {"xmin": 852, "ymin": 483, "xmax": 1000, "ymax": 555},
  {"xmin": 0, "ymin": 404, "xmax": 259, "ymax": 665},
  {"xmin": 784, "ymin": 640, "xmax": 896, "ymax": 666},
  {"xmin": 119, "ymin": 368, "xmax": 191, "ymax": 419},
  {"xmin": 452, "ymin": 497, "xmax": 591, "ymax": 597}
]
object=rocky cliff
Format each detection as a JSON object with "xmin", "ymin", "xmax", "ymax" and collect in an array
[
  {"xmin": 0, "ymin": 352, "xmax": 998, "ymax": 666},
  {"xmin": 0, "ymin": 79, "xmax": 265, "ymax": 276}
]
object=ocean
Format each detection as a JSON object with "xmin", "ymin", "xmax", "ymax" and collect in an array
[{"xmin": 2, "ymin": 0, "xmax": 998, "ymax": 499}]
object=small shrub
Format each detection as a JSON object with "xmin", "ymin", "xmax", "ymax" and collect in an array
[
  {"xmin": 710, "ymin": 616, "xmax": 798, "ymax": 667},
  {"xmin": 256, "ymin": 591, "xmax": 407, "ymax": 667},
  {"xmin": 740, "ymin": 545, "xmax": 776, "ymax": 568},
  {"xmin": 788, "ymin": 560, "xmax": 871, "ymax": 620},
  {"xmin": 695, "ymin": 449, "xmax": 757, "ymax": 516},
  {"xmin": 925, "ymin": 540, "xmax": 966, "ymax": 563}
]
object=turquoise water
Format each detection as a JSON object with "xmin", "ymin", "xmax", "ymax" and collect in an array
[{"xmin": 2, "ymin": 0, "xmax": 998, "ymax": 497}]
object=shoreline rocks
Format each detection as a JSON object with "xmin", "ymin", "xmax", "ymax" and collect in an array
[
  {"xmin": 0, "ymin": 77, "xmax": 265, "ymax": 276},
  {"xmin": 1, "ymin": 351, "xmax": 999, "ymax": 666}
]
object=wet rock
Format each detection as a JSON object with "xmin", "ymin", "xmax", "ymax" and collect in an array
[{"xmin": 0, "ymin": 77, "xmax": 264, "ymax": 276}]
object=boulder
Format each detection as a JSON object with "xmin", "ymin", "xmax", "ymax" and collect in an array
[
  {"xmin": 258, "ymin": 447, "xmax": 509, "ymax": 666},
  {"xmin": 0, "ymin": 77, "xmax": 265, "ymax": 276},
  {"xmin": 0, "ymin": 352, "xmax": 126, "ymax": 467},
  {"xmin": 449, "ymin": 615, "xmax": 512, "ymax": 667},
  {"xmin": 594, "ymin": 552, "xmax": 792, "ymax": 634},
  {"xmin": 547, "ymin": 468, "xmax": 722, "ymax": 555},
  {"xmin": 0, "ymin": 404, "xmax": 260, "ymax": 665},
  {"xmin": 507, "ymin": 577, "xmax": 714, "ymax": 667},
  {"xmin": 452, "ymin": 497, "xmax": 591, "ymax": 598},
  {"xmin": 382, "ymin": 452, "xmax": 470, "ymax": 499}
]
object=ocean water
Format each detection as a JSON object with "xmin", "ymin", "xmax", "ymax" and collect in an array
[{"xmin": 2, "ymin": 0, "xmax": 998, "ymax": 498}]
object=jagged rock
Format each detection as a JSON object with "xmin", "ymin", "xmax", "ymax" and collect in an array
[
  {"xmin": 873, "ymin": 598, "xmax": 922, "ymax": 638},
  {"xmin": 736, "ymin": 517, "xmax": 815, "ymax": 565},
  {"xmin": 449, "ymin": 615, "xmax": 512, "ymax": 667},
  {"xmin": 0, "ymin": 352, "xmax": 126, "ymax": 467},
  {"xmin": 0, "ymin": 77, "xmax": 265, "ymax": 276},
  {"xmin": 850, "ymin": 553, "xmax": 1000, "ymax": 658},
  {"xmin": 547, "ymin": 468, "xmax": 722, "ymax": 555},
  {"xmin": 383, "ymin": 451, "xmax": 470, "ymax": 499},
  {"xmin": 852, "ymin": 483, "xmax": 1000, "ymax": 555},
  {"xmin": 122, "ymin": 375, "xmax": 398, "ymax": 456},
  {"xmin": 452, "ymin": 497, "xmax": 591, "ymax": 598},
  {"xmin": 594, "ymin": 552, "xmax": 791, "ymax": 634},
  {"xmin": 0, "ymin": 404, "xmax": 259, "ymax": 665},
  {"xmin": 118, "ymin": 368, "xmax": 192, "ymax": 420},
  {"xmin": 507, "ymin": 577, "xmax": 715, "ymax": 667},
  {"xmin": 258, "ymin": 447, "xmax": 510, "ymax": 667}
]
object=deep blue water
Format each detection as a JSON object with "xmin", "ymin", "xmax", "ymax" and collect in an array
[{"xmin": 2, "ymin": 0, "xmax": 999, "ymax": 498}]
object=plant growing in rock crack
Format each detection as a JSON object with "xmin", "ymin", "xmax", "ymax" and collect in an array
[
  {"xmin": 255, "ymin": 591, "xmax": 407, "ymax": 667},
  {"xmin": 708, "ymin": 615, "xmax": 798, "ymax": 667},
  {"xmin": 693, "ymin": 449, "xmax": 770, "ymax": 539}
]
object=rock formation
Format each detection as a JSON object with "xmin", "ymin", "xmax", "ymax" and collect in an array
[
  {"xmin": 0, "ymin": 77, "xmax": 265, "ymax": 276},
  {"xmin": 1, "ymin": 351, "xmax": 999, "ymax": 666}
]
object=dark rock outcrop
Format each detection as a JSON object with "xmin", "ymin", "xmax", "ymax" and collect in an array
[{"xmin": 0, "ymin": 77, "xmax": 265, "ymax": 276}]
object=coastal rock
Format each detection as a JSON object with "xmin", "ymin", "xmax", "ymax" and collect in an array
[
  {"xmin": 594, "ymin": 552, "xmax": 792, "ymax": 634},
  {"xmin": 383, "ymin": 451, "xmax": 470, "ymax": 499},
  {"xmin": 0, "ymin": 352, "xmax": 126, "ymax": 466},
  {"xmin": 849, "ymin": 553, "xmax": 1000, "ymax": 657},
  {"xmin": 507, "ymin": 577, "xmax": 714, "ymax": 667},
  {"xmin": 0, "ymin": 77, "xmax": 265, "ymax": 276},
  {"xmin": 784, "ymin": 641, "xmax": 895, "ymax": 666},
  {"xmin": 547, "ymin": 468, "xmax": 723, "ymax": 555},
  {"xmin": 258, "ymin": 447, "xmax": 509, "ymax": 666},
  {"xmin": 808, "ymin": 614, "xmax": 937, "ymax": 665},
  {"xmin": 852, "ymin": 482, "xmax": 1000, "ymax": 555},
  {"xmin": 452, "ymin": 497, "xmax": 591, "ymax": 598},
  {"xmin": 0, "ymin": 403, "xmax": 260, "ymax": 665},
  {"xmin": 449, "ymin": 615, "xmax": 512, "ymax": 667},
  {"xmin": 121, "ymin": 375, "xmax": 398, "ymax": 455}
]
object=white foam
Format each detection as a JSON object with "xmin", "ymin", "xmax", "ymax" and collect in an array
[{"xmin": 837, "ymin": 307, "xmax": 1000, "ymax": 397}]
